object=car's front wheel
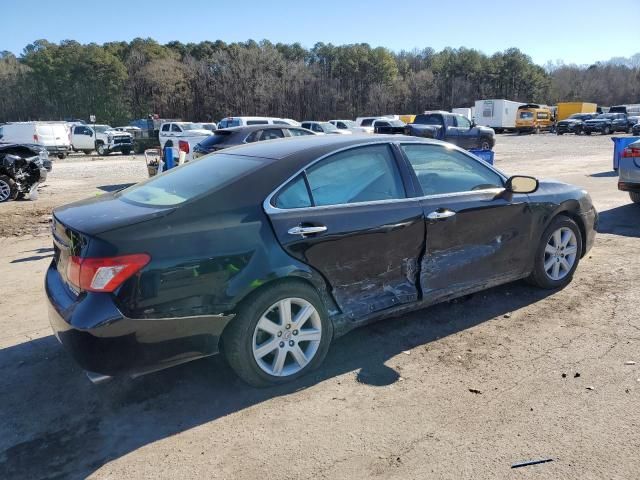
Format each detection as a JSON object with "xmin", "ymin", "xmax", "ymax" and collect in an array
[
  {"xmin": 0, "ymin": 175, "xmax": 17, "ymax": 202},
  {"xmin": 528, "ymin": 216, "xmax": 582, "ymax": 289},
  {"xmin": 223, "ymin": 281, "xmax": 332, "ymax": 387}
]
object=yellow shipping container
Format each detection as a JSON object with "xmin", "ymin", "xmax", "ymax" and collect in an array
[
  {"xmin": 399, "ymin": 114, "xmax": 416, "ymax": 124},
  {"xmin": 556, "ymin": 102, "xmax": 597, "ymax": 121}
]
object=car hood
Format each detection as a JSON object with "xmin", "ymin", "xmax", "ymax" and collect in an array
[
  {"xmin": 534, "ymin": 179, "xmax": 593, "ymax": 210},
  {"xmin": 53, "ymin": 193, "xmax": 176, "ymax": 236}
]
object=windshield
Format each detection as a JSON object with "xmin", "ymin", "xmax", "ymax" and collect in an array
[
  {"xmin": 94, "ymin": 125, "xmax": 111, "ymax": 133},
  {"xmin": 219, "ymin": 118, "xmax": 241, "ymax": 128},
  {"xmin": 118, "ymin": 153, "xmax": 267, "ymax": 207},
  {"xmin": 413, "ymin": 114, "xmax": 443, "ymax": 125}
]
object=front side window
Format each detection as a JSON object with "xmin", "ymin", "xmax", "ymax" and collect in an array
[
  {"xmin": 161, "ymin": 124, "xmax": 170, "ymax": 132},
  {"xmin": 288, "ymin": 128, "xmax": 314, "ymax": 136},
  {"xmin": 171, "ymin": 124, "xmax": 182, "ymax": 132},
  {"xmin": 401, "ymin": 144, "xmax": 503, "ymax": 196},
  {"xmin": 245, "ymin": 131, "xmax": 261, "ymax": 143},
  {"xmin": 312, "ymin": 124, "xmax": 324, "ymax": 133},
  {"xmin": 456, "ymin": 116, "xmax": 471, "ymax": 129},
  {"xmin": 305, "ymin": 144, "xmax": 405, "ymax": 206}
]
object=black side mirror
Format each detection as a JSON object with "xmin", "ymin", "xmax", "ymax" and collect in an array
[
  {"xmin": 506, "ymin": 175, "xmax": 539, "ymax": 194},
  {"xmin": 471, "ymin": 120, "xmax": 476, "ymax": 128}
]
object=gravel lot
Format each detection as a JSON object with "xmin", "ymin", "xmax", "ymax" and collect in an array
[{"xmin": 1, "ymin": 134, "xmax": 639, "ymax": 479}]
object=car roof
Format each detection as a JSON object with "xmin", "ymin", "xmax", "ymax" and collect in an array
[
  {"xmin": 216, "ymin": 125, "xmax": 307, "ymax": 133},
  {"xmin": 218, "ymin": 134, "xmax": 442, "ymax": 161}
]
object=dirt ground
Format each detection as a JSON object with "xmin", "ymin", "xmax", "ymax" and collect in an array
[{"xmin": 1, "ymin": 134, "xmax": 639, "ymax": 480}]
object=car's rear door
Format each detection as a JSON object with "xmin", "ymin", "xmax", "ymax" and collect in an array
[
  {"xmin": 399, "ymin": 143, "xmax": 533, "ymax": 303},
  {"xmin": 265, "ymin": 143, "xmax": 425, "ymax": 319}
]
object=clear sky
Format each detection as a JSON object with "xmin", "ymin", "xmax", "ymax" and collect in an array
[{"xmin": 2, "ymin": 0, "xmax": 638, "ymax": 65}]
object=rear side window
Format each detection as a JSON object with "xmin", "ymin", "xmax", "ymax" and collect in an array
[
  {"xmin": 519, "ymin": 111, "xmax": 533, "ymax": 119},
  {"xmin": 305, "ymin": 145, "xmax": 405, "ymax": 206},
  {"xmin": 247, "ymin": 120, "xmax": 269, "ymax": 125},
  {"xmin": 260, "ymin": 129, "xmax": 285, "ymax": 140},
  {"xmin": 275, "ymin": 175, "xmax": 312, "ymax": 209},
  {"xmin": 401, "ymin": 144, "xmax": 503, "ymax": 196},
  {"xmin": 119, "ymin": 154, "xmax": 267, "ymax": 207},
  {"xmin": 219, "ymin": 119, "xmax": 241, "ymax": 128}
]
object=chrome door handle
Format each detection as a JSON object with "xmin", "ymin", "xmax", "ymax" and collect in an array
[
  {"xmin": 287, "ymin": 225, "xmax": 328, "ymax": 236},
  {"xmin": 426, "ymin": 210, "xmax": 456, "ymax": 220}
]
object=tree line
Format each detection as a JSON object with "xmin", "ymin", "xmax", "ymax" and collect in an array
[{"xmin": 0, "ymin": 38, "xmax": 638, "ymax": 126}]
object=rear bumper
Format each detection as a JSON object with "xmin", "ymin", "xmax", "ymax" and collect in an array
[
  {"xmin": 618, "ymin": 181, "xmax": 640, "ymax": 193},
  {"xmin": 45, "ymin": 263, "xmax": 234, "ymax": 378}
]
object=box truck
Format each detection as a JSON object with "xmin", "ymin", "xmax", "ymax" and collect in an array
[
  {"xmin": 474, "ymin": 99, "xmax": 524, "ymax": 133},
  {"xmin": 452, "ymin": 108, "xmax": 472, "ymax": 120},
  {"xmin": 556, "ymin": 102, "xmax": 597, "ymax": 121}
]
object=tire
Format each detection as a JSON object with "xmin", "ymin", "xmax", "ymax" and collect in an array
[
  {"xmin": 557, "ymin": 132, "xmax": 564, "ymax": 135},
  {"xmin": 57, "ymin": 153, "xmax": 66, "ymax": 159},
  {"xmin": 534, "ymin": 126, "xmax": 541, "ymax": 135},
  {"xmin": 0, "ymin": 175, "xmax": 17, "ymax": 202},
  {"xmin": 603, "ymin": 126, "xmax": 611, "ymax": 135},
  {"xmin": 585, "ymin": 131, "xmax": 592, "ymax": 136},
  {"xmin": 121, "ymin": 148, "xmax": 131, "ymax": 155},
  {"xmin": 576, "ymin": 127, "xmax": 583, "ymax": 136},
  {"xmin": 480, "ymin": 138, "xmax": 492, "ymax": 150},
  {"xmin": 527, "ymin": 215, "xmax": 583, "ymax": 289},
  {"xmin": 630, "ymin": 192, "xmax": 640, "ymax": 204},
  {"xmin": 223, "ymin": 281, "xmax": 333, "ymax": 387},
  {"xmin": 83, "ymin": 150, "xmax": 92, "ymax": 155},
  {"xmin": 96, "ymin": 143, "xmax": 108, "ymax": 156}
]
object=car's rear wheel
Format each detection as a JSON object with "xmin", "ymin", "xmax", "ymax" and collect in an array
[
  {"xmin": 630, "ymin": 192, "xmax": 640, "ymax": 204},
  {"xmin": 527, "ymin": 216, "xmax": 582, "ymax": 289},
  {"xmin": 603, "ymin": 126, "xmax": 611, "ymax": 135},
  {"xmin": 534, "ymin": 126, "xmax": 541, "ymax": 135},
  {"xmin": 0, "ymin": 175, "xmax": 17, "ymax": 202},
  {"xmin": 585, "ymin": 131, "xmax": 592, "ymax": 136},
  {"xmin": 83, "ymin": 150, "xmax": 92, "ymax": 155},
  {"xmin": 223, "ymin": 281, "xmax": 332, "ymax": 387},
  {"xmin": 480, "ymin": 138, "xmax": 492, "ymax": 150}
]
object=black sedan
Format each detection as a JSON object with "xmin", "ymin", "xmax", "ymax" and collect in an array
[
  {"xmin": 192, "ymin": 125, "xmax": 314, "ymax": 158},
  {"xmin": 46, "ymin": 135, "xmax": 597, "ymax": 387}
]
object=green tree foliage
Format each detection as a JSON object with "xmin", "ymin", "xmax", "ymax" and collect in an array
[{"xmin": 0, "ymin": 39, "xmax": 637, "ymax": 124}]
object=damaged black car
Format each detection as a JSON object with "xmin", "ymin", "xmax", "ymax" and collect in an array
[
  {"xmin": 0, "ymin": 143, "xmax": 51, "ymax": 202},
  {"xmin": 46, "ymin": 135, "xmax": 597, "ymax": 387}
]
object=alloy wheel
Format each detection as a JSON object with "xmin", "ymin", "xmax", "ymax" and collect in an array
[
  {"xmin": 0, "ymin": 179, "xmax": 11, "ymax": 202},
  {"xmin": 252, "ymin": 297, "xmax": 322, "ymax": 377},
  {"xmin": 544, "ymin": 227, "xmax": 578, "ymax": 281}
]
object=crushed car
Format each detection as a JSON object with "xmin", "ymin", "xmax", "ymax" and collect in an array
[{"xmin": 0, "ymin": 143, "xmax": 51, "ymax": 202}]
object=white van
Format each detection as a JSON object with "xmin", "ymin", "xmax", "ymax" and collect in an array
[
  {"xmin": 217, "ymin": 117, "xmax": 299, "ymax": 129},
  {"xmin": 0, "ymin": 122, "xmax": 71, "ymax": 158}
]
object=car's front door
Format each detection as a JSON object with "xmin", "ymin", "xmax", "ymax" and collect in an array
[
  {"xmin": 453, "ymin": 115, "xmax": 475, "ymax": 149},
  {"xmin": 266, "ymin": 143, "xmax": 425, "ymax": 319},
  {"xmin": 399, "ymin": 143, "xmax": 533, "ymax": 303},
  {"xmin": 73, "ymin": 126, "xmax": 93, "ymax": 150}
]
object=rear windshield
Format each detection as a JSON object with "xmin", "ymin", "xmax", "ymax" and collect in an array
[
  {"xmin": 361, "ymin": 119, "xmax": 375, "ymax": 126},
  {"xmin": 413, "ymin": 114, "xmax": 443, "ymax": 125},
  {"xmin": 118, "ymin": 154, "xmax": 267, "ymax": 207},
  {"xmin": 519, "ymin": 111, "xmax": 534, "ymax": 119},
  {"xmin": 198, "ymin": 131, "xmax": 233, "ymax": 147}
]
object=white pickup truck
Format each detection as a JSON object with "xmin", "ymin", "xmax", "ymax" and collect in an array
[
  {"xmin": 70, "ymin": 124, "xmax": 134, "ymax": 155},
  {"xmin": 158, "ymin": 122, "xmax": 213, "ymax": 162}
]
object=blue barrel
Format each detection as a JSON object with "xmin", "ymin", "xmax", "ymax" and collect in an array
[
  {"xmin": 163, "ymin": 145, "xmax": 175, "ymax": 170},
  {"xmin": 612, "ymin": 136, "xmax": 640, "ymax": 170},
  {"xmin": 468, "ymin": 149, "xmax": 495, "ymax": 165}
]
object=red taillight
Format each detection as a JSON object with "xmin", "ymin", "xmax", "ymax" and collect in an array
[
  {"xmin": 67, "ymin": 254, "xmax": 150, "ymax": 292},
  {"xmin": 623, "ymin": 147, "xmax": 640, "ymax": 158},
  {"xmin": 178, "ymin": 140, "xmax": 189, "ymax": 154}
]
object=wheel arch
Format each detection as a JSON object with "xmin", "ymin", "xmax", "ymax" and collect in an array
[{"xmin": 546, "ymin": 206, "xmax": 588, "ymax": 258}]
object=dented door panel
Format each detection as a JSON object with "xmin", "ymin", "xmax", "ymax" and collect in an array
[
  {"xmin": 418, "ymin": 191, "xmax": 533, "ymax": 302},
  {"xmin": 267, "ymin": 200, "xmax": 425, "ymax": 319}
]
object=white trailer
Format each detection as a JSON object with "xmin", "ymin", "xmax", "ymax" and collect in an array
[
  {"xmin": 474, "ymin": 99, "xmax": 525, "ymax": 133},
  {"xmin": 452, "ymin": 108, "xmax": 472, "ymax": 120}
]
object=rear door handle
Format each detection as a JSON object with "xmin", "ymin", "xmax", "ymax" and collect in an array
[
  {"xmin": 426, "ymin": 209, "xmax": 456, "ymax": 221},
  {"xmin": 288, "ymin": 225, "xmax": 328, "ymax": 236}
]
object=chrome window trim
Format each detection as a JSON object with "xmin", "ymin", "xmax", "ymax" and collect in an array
[{"xmin": 263, "ymin": 140, "xmax": 509, "ymax": 215}]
